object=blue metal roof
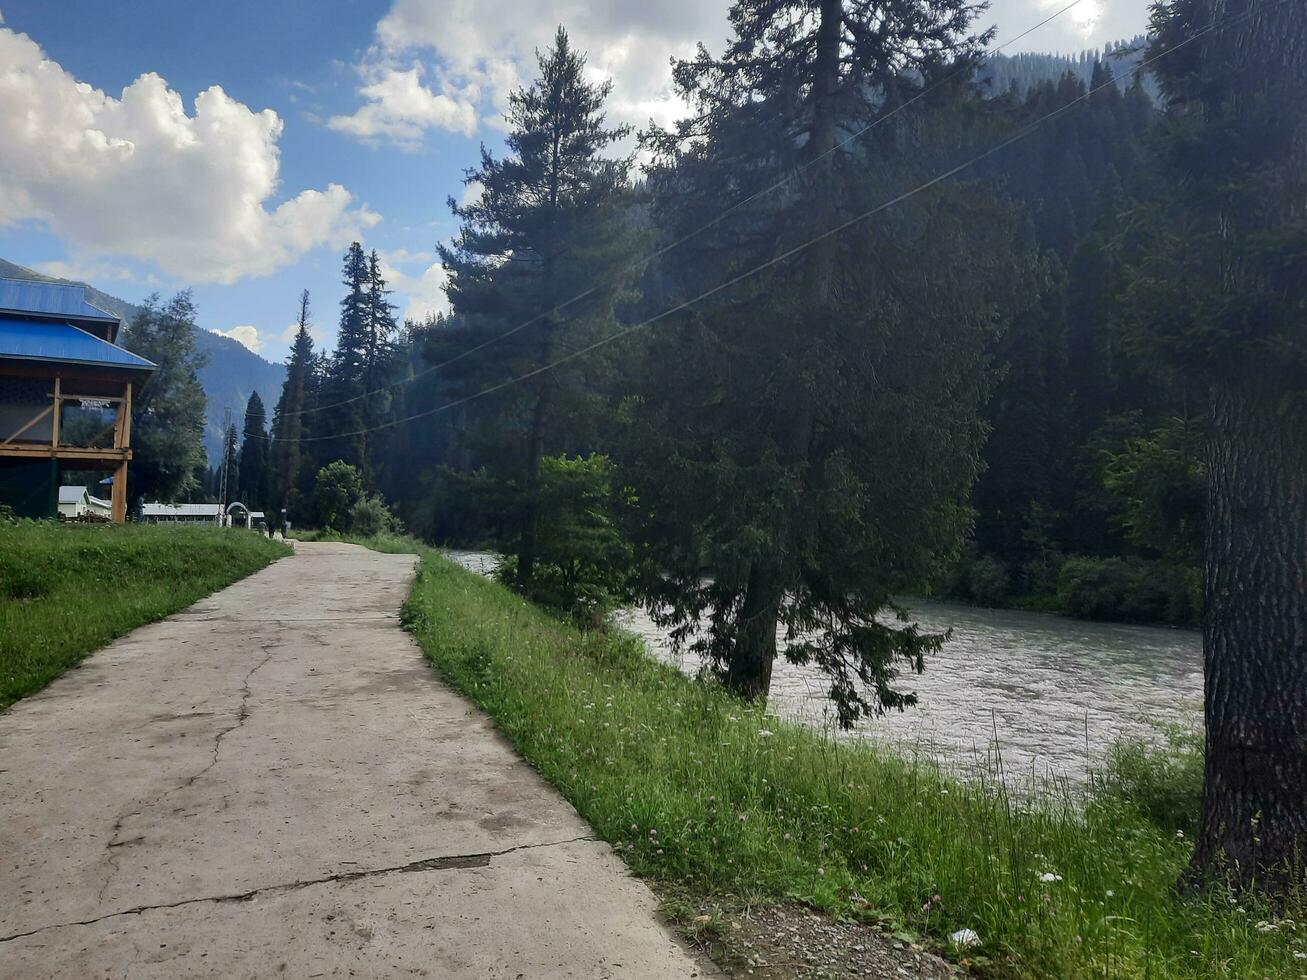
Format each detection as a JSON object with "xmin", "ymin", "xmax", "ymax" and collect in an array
[
  {"xmin": 0, "ymin": 319, "xmax": 156, "ymax": 372},
  {"xmin": 0, "ymin": 277, "xmax": 117, "ymax": 323}
]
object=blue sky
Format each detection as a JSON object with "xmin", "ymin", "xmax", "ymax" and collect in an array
[{"xmin": 0, "ymin": 0, "xmax": 1147, "ymax": 363}]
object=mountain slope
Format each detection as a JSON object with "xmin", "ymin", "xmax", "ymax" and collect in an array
[
  {"xmin": 982, "ymin": 37, "xmax": 1159, "ymax": 98},
  {"xmin": 0, "ymin": 259, "xmax": 285, "ymax": 461}
]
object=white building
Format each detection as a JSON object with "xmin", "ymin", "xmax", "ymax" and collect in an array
[
  {"xmin": 140, "ymin": 502, "xmax": 224, "ymax": 525},
  {"xmin": 58, "ymin": 485, "xmax": 112, "ymax": 520}
]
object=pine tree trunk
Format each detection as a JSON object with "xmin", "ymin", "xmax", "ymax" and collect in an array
[
  {"xmin": 1188, "ymin": 366, "xmax": 1307, "ymax": 895},
  {"xmin": 726, "ymin": 561, "xmax": 782, "ymax": 700}
]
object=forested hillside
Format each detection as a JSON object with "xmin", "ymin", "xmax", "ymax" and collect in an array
[
  {"xmin": 0, "ymin": 259, "xmax": 284, "ymax": 460},
  {"xmin": 982, "ymin": 36, "xmax": 1157, "ymax": 97}
]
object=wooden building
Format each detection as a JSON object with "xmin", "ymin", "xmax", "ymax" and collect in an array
[{"xmin": 0, "ymin": 278, "xmax": 155, "ymax": 522}]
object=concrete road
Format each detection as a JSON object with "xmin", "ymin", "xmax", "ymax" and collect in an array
[{"xmin": 0, "ymin": 542, "xmax": 708, "ymax": 979}]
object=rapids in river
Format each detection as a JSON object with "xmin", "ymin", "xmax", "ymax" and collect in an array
[{"xmin": 445, "ymin": 551, "xmax": 1202, "ymax": 785}]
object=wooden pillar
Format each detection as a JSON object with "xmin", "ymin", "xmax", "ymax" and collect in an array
[
  {"xmin": 51, "ymin": 377, "xmax": 61, "ymax": 449},
  {"xmin": 111, "ymin": 460, "xmax": 127, "ymax": 523},
  {"xmin": 115, "ymin": 382, "xmax": 132, "ymax": 449}
]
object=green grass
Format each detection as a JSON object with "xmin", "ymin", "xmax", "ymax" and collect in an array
[
  {"xmin": 0, "ymin": 521, "xmax": 289, "ymax": 709},
  {"xmin": 344, "ymin": 534, "xmax": 1304, "ymax": 978}
]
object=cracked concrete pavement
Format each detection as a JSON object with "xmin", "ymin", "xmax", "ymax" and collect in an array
[{"xmin": 0, "ymin": 541, "xmax": 709, "ymax": 978}]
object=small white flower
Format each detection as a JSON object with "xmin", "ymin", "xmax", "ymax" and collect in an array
[
  {"xmin": 1255, "ymin": 920, "xmax": 1277, "ymax": 933},
  {"xmin": 950, "ymin": 928, "xmax": 980, "ymax": 948},
  {"xmin": 758, "ymin": 729, "xmax": 775, "ymax": 738},
  {"xmin": 1292, "ymin": 951, "xmax": 1307, "ymax": 960},
  {"xmin": 1105, "ymin": 890, "xmax": 1114, "ymax": 898},
  {"xmin": 1039, "ymin": 872, "xmax": 1063, "ymax": 883}
]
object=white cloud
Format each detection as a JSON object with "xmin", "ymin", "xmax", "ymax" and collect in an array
[
  {"xmin": 459, "ymin": 179, "xmax": 483, "ymax": 208},
  {"xmin": 330, "ymin": 0, "xmax": 732, "ymax": 149},
  {"xmin": 0, "ymin": 26, "xmax": 380, "ymax": 284},
  {"xmin": 212, "ymin": 324, "xmax": 264, "ymax": 353},
  {"xmin": 985, "ymin": 0, "xmax": 1147, "ymax": 52},
  {"xmin": 377, "ymin": 249, "xmax": 449, "ymax": 322},
  {"xmin": 279, "ymin": 320, "xmax": 328, "ymax": 345},
  {"xmin": 328, "ymin": 65, "xmax": 477, "ymax": 146}
]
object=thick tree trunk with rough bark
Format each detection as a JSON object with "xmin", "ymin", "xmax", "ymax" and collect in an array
[
  {"xmin": 727, "ymin": 561, "xmax": 783, "ymax": 699},
  {"xmin": 1189, "ymin": 366, "xmax": 1307, "ymax": 892}
]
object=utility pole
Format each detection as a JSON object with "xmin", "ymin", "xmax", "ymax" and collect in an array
[{"xmin": 217, "ymin": 406, "xmax": 232, "ymax": 526}]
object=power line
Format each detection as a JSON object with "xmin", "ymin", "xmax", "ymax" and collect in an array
[
  {"xmin": 261, "ymin": 0, "xmax": 1258, "ymax": 447},
  {"xmin": 271, "ymin": 0, "xmax": 1091, "ymax": 422}
]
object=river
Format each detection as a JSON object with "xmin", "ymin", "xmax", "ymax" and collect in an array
[{"xmin": 444, "ymin": 551, "xmax": 1203, "ymax": 786}]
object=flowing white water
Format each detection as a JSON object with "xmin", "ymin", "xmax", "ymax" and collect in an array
[{"xmin": 444, "ymin": 550, "xmax": 1202, "ymax": 784}]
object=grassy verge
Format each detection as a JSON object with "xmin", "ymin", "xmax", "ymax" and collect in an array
[
  {"xmin": 349, "ymin": 533, "xmax": 1301, "ymax": 978},
  {"xmin": 1, "ymin": 521, "xmax": 289, "ymax": 709}
]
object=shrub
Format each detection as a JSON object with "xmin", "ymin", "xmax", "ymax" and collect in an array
[
  {"xmin": 496, "ymin": 454, "xmax": 633, "ymax": 625},
  {"xmin": 1056, "ymin": 556, "xmax": 1200, "ymax": 626},
  {"xmin": 965, "ymin": 554, "xmax": 1011, "ymax": 606},
  {"xmin": 348, "ymin": 495, "xmax": 399, "ymax": 537},
  {"xmin": 312, "ymin": 461, "xmax": 364, "ymax": 532}
]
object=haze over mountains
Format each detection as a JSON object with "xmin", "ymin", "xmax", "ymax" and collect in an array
[{"xmin": 0, "ymin": 259, "xmax": 284, "ymax": 461}]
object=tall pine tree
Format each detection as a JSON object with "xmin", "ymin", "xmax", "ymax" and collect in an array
[
  {"xmin": 319, "ymin": 243, "xmax": 370, "ymax": 473},
  {"xmin": 625, "ymin": 0, "xmax": 1031, "ymax": 723},
  {"xmin": 270, "ymin": 290, "xmax": 317, "ymax": 519},
  {"xmin": 236, "ymin": 391, "xmax": 270, "ymax": 511},
  {"xmin": 435, "ymin": 27, "xmax": 641, "ymax": 591}
]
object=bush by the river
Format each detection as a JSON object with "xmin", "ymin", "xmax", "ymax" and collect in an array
[
  {"xmin": 1102, "ymin": 724, "xmax": 1204, "ymax": 837},
  {"xmin": 939, "ymin": 549, "xmax": 1201, "ymax": 627},
  {"xmin": 1056, "ymin": 556, "xmax": 1200, "ymax": 627}
]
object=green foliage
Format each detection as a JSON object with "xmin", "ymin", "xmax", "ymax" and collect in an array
[
  {"xmin": 236, "ymin": 390, "xmax": 270, "ymax": 511},
  {"xmin": 347, "ymin": 494, "xmax": 399, "ymax": 538},
  {"xmin": 393, "ymin": 543, "xmax": 1303, "ymax": 979},
  {"xmin": 433, "ymin": 27, "xmax": 642, "ymax": 591},
  {"xmin": 269, "ymin": 292, "xmax": 317, "ymax": 519},
  {"xmin": 1056, "ymin": 556, "xmax": 1200, "ymax": 627},
  {"xmin": 312, "ymin": 460, "xmax": 365, "ymax": 532},
  {"xmin": 1100, "ymin": 417, "xmax": 1205, "ymax": 568},
  {"xmin": 966, "ymin": 555, "xmax": 1012, "ymax": 607},
  {"xmin": 121, "ymin": 291, "xmax": 209, "ymax": 502},
  {"xmin": 628, "ymin": 0, "xmax": 1034, "ymax": 723},
  {"xmin": 1103, "ymin": 724, "xmax": 1204, "ymax": 837},
  {"xmin": 0, "ymin": 523, "xmax": 287, "ymax": 708},
  {"xmin": 492, "ymin": 454, "xmax": 631, "ymax": 624}
]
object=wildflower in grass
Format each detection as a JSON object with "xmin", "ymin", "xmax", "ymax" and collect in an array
[
  {"xmin": 758, "ymin": 729, "xmax": 774, "ymax": 738},
  {"xmin": 1039, "ymin": 872, "xmax": 1063, "ymax": 883}
]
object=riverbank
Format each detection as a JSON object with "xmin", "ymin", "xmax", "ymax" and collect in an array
[
  {"xmin": 0, "ymin": 522, "xmax": 289, "ymax": 709},
  {"xmin": 351, "ymin": 533, "xmax": 1304, "ymax": 978}
]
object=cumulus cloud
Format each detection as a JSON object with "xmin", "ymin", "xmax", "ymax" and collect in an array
[
  {"xmin": 328, "ymin": 65, "xmax": 477, "ymax": 146},
  {"xmin": 377, "ymin": 249, "xmax": 449, "ymax": 322},
  {"xmin": 0, "ymin": 25, "xmax": 380, "ymax": 284},
  {"xmin": 330, "ymin": 0, "xmax": 731, "ymax": 149},
  {"xmin": 212, "ymin": 324, "xmax": 264, "ymax": 353}
]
